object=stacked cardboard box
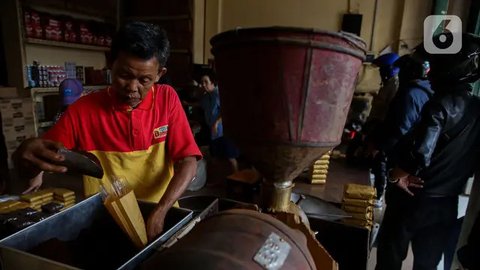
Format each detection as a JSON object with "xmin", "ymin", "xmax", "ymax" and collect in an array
[
  {"xmin": 0, "ymin": 98, "xmax": 35, "ymax": 169},
  {"xmin": 342, "ymin": 183, "xmax": 376, "ymax": 229},
  {"xmin": 310, "ymin": 151, "xmax": 331, "ymax": 184}
]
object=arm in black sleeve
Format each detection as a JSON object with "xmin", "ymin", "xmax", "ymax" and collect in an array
[{"xmin": 397, "ymin": 98, "xmax": 448, "ymax": 175}]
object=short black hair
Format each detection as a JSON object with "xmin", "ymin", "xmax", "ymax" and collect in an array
[
  {"xmin": 200, "ymin": 69, "xmax": 217, "ymax": 85},
  {"xmin": 111, "ymin": 21, "xmax": 170, "ymax": 66}
]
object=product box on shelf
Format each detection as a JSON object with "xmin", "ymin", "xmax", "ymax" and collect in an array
[
  {"xmin": 44, "ymin": 16, "xmax": 63, "ymax": 42},
  {"xmin": 24, "ymin": 9, "xmax": 43, "ymax": 39},
  {"xmin": 63, "ymin": 18, "xmax": 78, "ymax": 43},
  {"xmin": 76, "ymin": 66, "xmax": 85, "ymax": 84},
  {"xmin": 1, "ymin": 101, "xmax": 35, "ymax": 128},
  {"xmin": 0, "ymin": 88, "xmax": 18, "ymax": 99},
  {"xmin": 1, "ymin": 97, "xmax": 35, "ymax": 169},
  {"xmin": 3, "ymin": 128, "xmax": 35, "ymax": 145},
  {"xmin": 2, "ymin": 115, "xmax": 35, "ymax": 128},
  {"xmin": 4, "ymin": 130, "xmax": 34, "ymax": 169},
  {"xmin": 79, "ymin": 22, "xmax": 94, "ymax": 45},
  {"xmin": 0, "ymin": 99, "xmax": 33, "ymax": 114},
  {"xmin": 65, "ymin": 62, "xmax": 77, "ymax": 79},
  {"xmin": 23, "ymin": 7, "xmax": 114, "ymax": 48},
  {"xmin": 27, "ymin": 65, "xmax": 67, "ymax": 88}
]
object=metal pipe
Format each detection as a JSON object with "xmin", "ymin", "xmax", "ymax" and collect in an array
[
  {"xmin": 369, "ymin": 0, "xmax": 379, "ymax": 51},
  {"xmin": 262, "ymin": 180, "xmax": 294, "ymax": 212}
]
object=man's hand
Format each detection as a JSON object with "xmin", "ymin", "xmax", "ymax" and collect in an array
[
  {"xmin": 396, "ymin": 175, "xmax": 424, "ymax": 196},
  {"xmin": 23, "ymin": 171, "xmax": 44, "ymax": 194},
  {"xmin": 146, "ymin": 156, "xmax": 198, "ymax": 241},
  {"xmin": 212, "ymin": 117, "xmax": 222, "ymax": 137},
  {"xmin": 13, "ymin": 138, "xmax": 67, "ymax": 179},
  {"xmin": 146, "ymin": 207, "xmax": 167, "ymax": 241},
  {"xmin": 211, "ymin": 124, "xmax": 218, "ymax": 137}
]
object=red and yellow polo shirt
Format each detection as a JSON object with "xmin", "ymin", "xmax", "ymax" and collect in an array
[{"xmin": 43, "ymin": 84, "xmax": 202, "ymax": 203}]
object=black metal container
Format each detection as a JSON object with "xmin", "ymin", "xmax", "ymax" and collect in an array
[{"xmin": 0, "ymin": 194, "xmax": 192, "ymax": 270}]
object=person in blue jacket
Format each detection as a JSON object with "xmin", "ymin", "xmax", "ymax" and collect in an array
[
  {"xmin": 376, "ymin": 33, "xmax": 480, "ymax": 270},
  {"xmin": 368, "ymin": 53, "xmax": 432, "ymax": 206},
  {"xmin": 199, "ymin": 70, "xmax": 239, "ymax": 173}
]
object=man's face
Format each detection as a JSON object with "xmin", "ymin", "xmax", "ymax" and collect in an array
[
  {"xmin": 200, "ymin": 75, "xmax": 215, "ymax": 93},
  {"xmin": 111, "ymin": 52, "xmax": 166, "ymax": 107}
]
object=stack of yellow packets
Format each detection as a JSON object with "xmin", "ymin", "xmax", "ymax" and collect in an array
[
  {"xmin": 20, "ymin": 190, "xmax": 54, "ymax": 211},
  {"xmin": 0, "ymin": 200, "xmax": 30, "ymax": 214},
  {"xmin": 51, "ymin": 188, "xmax": 76, "ymax": 210},
  {"xmin": 310, "ymin": 151, "xmax": 331, "ymax": 184},
  {"xmin": 342, "ymin": 183, "xmax": 376, "ymax": 229}
]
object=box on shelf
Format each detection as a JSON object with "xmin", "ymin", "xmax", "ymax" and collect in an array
[
  {"xmin": 26, "ymin": 64, "xmax": 66, "ymax": 88},
  {"xmin": 0, "ymin": 98, "xmax": 33, "ymax": 113},
  {"xmin": 23, "ymin": 7, "xmax": 115, "ymax": 48},
  {"xmin": 3, "ymin": 121, "xmax": 35, "ymax": 169},
  {"xmin": 0, "ymin": 88, "xmax": 18, "ymax": 99},
  {"xmin": 76, "ymin": 66, "xmax": 85, "ymax": 84},
  {"xmin": 2, "ymin": 116, "xmax": 35, "ymax": 128},
  {"xmin": 24, "ymin": 9, "xmax": 43, "ymax": 39},
  {"xmin": 63, "ymin": 19, "xmax": 78, "ymax": 43},
  {"xmin": 1, "ymin": 98, "xmax": 35, "ymax": 150},
  {"xmin": 85, "ymin": 67, "xmax": 111, "ymax": 85},
  {"xmin": 3, "ymin": 123, "xmax": 35, "ymax": 136},
  {"xmin": 65, "ymin": 62, "xmax": 77, "ymax": 79},
  {"xmin": 44, "ymin": 16, "xmax": 63, "ymax": 42},
  {"xmin": 79, "ymin": 22, "xmax": 94, "ymax": 45}
]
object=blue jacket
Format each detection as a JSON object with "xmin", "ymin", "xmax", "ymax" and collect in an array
[
  {"xmin": 375, "ymin": 79, "xmax": 433, "ymax": 155},
  {"xmin": 200, "ymin": 87, "xmax": 223, "ymax": 140}
]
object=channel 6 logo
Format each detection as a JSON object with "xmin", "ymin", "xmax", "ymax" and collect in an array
[{"xmin": 424, "ymin": 15, "xmax": 462, "ymax": 54}]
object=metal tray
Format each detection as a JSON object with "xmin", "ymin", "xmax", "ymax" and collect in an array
[{"xmin": 0, "ymin": 194, "xmax": 192, "ymax": 270}]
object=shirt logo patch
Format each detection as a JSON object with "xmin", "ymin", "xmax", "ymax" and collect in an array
[{"xmin": 153, "ymin": 125, "xmax": 168, "ymax": 139}]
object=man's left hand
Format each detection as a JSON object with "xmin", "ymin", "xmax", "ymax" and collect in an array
[
  {"xmin": 23, "ymin": 171, "xmax": 44, "ymax": 194},
  {"xmin": 146, "ymin": 207, "xmax": 167, "ymax": 241},
  {"xmin": 396, "ymin": 175, "xmax": 424, "ymax": 196},
  {"xmin": 212, "ymin": 121, "xmax": 219, "ymax": 137}
]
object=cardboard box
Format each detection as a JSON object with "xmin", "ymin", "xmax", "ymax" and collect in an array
[
  {"xmin": 0, "ymin": 99, "xmax": 33, "ymax": 114},
  {"xmin": 3, "ymin": 124, "xmax": 35, "ymax": 143},
  {"xmin": 2, "ymin": 115, "xmax": 34, "ymax": 126},
  {"xmin": 0, "ymin": 88, "xmax": 18, "ymax": 98}
]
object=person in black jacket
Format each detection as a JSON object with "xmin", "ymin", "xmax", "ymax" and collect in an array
[
  {"xmin": 368, "ymin": 54, "xmax": 432, "ymax": 206},
  {"xmin": 376, "ymin": 33, "xmax": 480, "ymax": 270}
]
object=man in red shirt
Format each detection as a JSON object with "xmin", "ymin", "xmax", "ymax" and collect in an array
[{"xmin": 13, "ymin": 21, "xmax": 202, "ymax": 240}]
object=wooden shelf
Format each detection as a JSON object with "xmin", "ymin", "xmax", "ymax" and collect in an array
[
  {"xmin": 38, "ymin": 121, "xmax": 54, "ymax": 128},
  {"xmin": 125, "ymin": 15, "xmax": 190, "ymax": 21},
  {"xmin": 29, "ymin": 85, "xmax": 109, "ymax": 96},
  {"xmin": 25, "ymin": 38, "xmax": 110, "ymax": 52}
]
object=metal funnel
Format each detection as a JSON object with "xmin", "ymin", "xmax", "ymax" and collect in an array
[{"xmin": 211, "ymin": 27, "xmax": 366, "ymax": 211}]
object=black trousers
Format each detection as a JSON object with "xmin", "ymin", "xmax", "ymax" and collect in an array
[
  {"xmin": 371, "ymin": 151, "xmax": 387, "ymax": 199},
  {"xmin": 375, "ymin": 187, "xmax": 458, "ymax": 270}
]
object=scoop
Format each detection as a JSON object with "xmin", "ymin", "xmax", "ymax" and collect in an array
[{"xmin": 55, "ymin": 148, "xmax": 104, "ymax": 179}]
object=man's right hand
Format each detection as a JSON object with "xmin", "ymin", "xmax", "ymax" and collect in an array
[
  {"xmin": 13, "ymin": 138, "xmax": 67, "ymax": 179},
  {"xmin": 396, "ymin": 175, "xmax": 424, "ymax": 196}
]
